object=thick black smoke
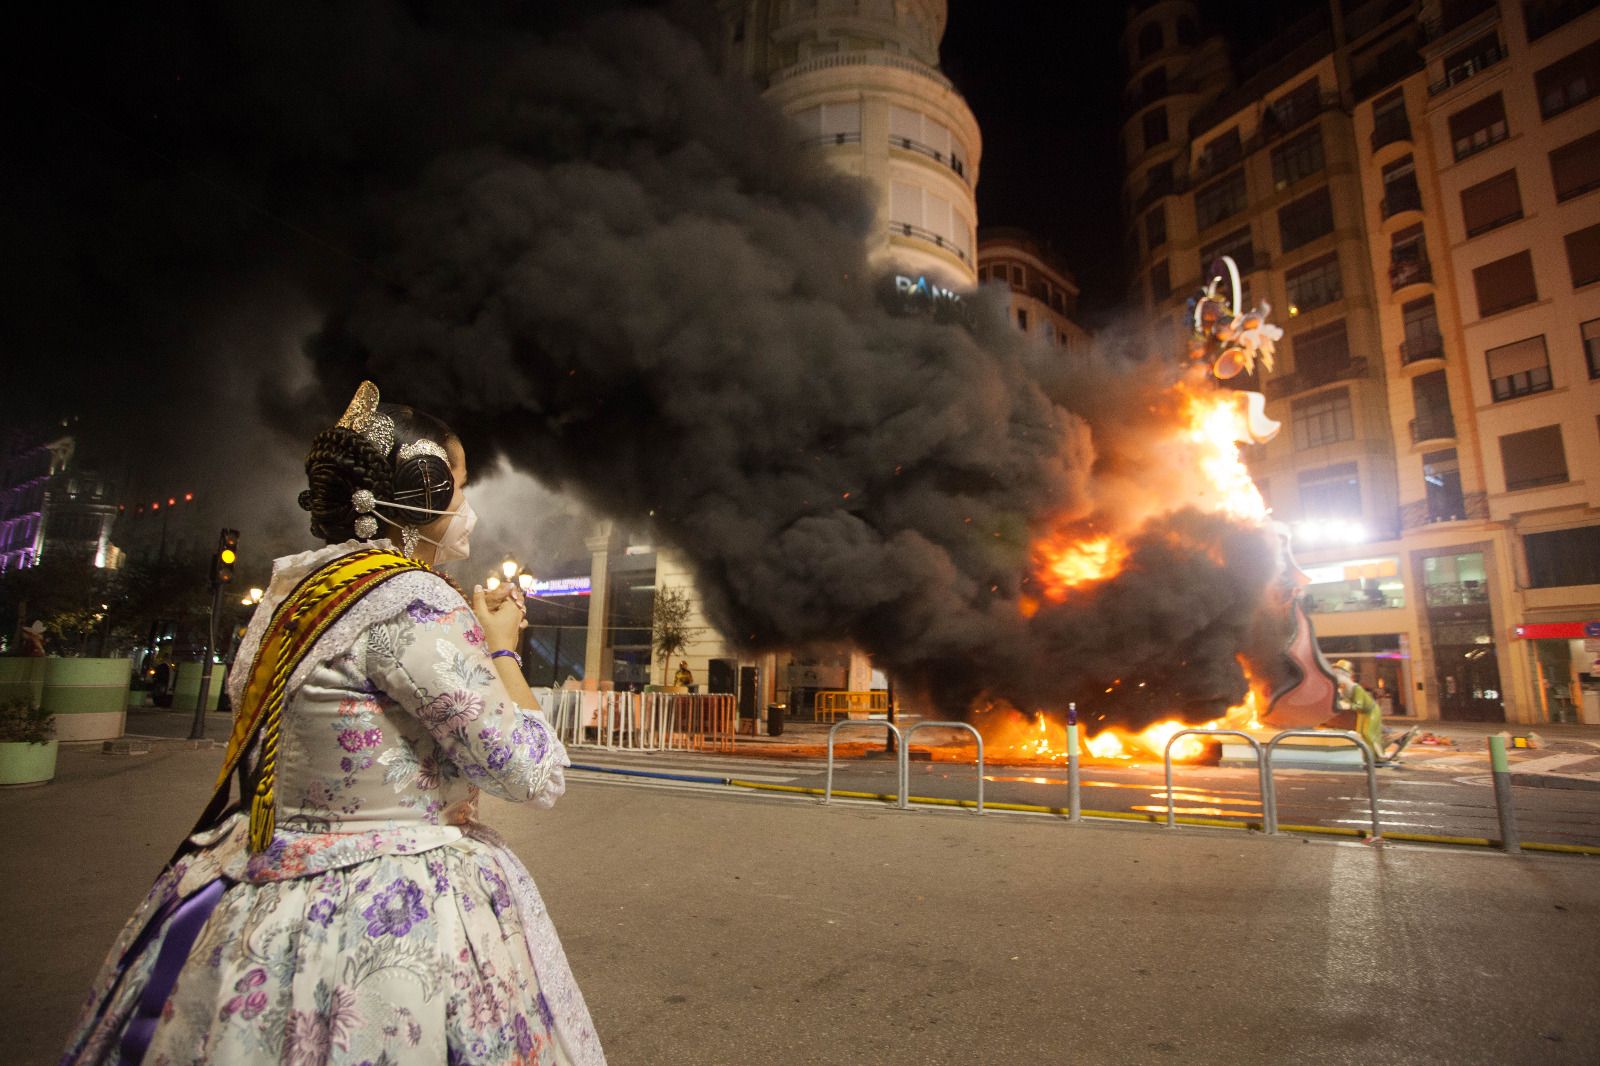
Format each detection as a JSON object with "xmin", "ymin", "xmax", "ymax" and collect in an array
[{"xmin": 13, "ymin": 2, "xmax": 1278, "ymax": 723}]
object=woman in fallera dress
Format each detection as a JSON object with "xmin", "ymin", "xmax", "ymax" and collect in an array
[{"xmin": 63, "ymin": 382, "xmax": 605, "ymax": 1065}]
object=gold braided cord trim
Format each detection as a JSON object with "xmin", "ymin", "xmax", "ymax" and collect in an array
[
  {"xmin": 205, "ymin": 548, "xmax": 428, "ymax": 853},
  {"xmin": 245, "ymin": 553, "xmax": 429, "ymax": 852}
]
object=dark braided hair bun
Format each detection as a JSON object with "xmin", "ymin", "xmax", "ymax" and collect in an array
[{"xmin": 299, "ymin": 427, "xmax": 395, "ymax": 543}]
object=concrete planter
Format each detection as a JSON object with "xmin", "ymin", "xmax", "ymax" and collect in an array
[
  {"xmin": 174, "ymin": 662, "xmax": 226, "ymax": 713},
  {"xmin": 0, "ymin": 739, "xmax": 58, "ymax": 787},
  {"xmin": 41, "ymin": 658, "xmax": 132, "ymax": 742}
]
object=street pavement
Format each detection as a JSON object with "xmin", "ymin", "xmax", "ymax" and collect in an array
[{"xmin": 3, "ymin": 736, "xmax": 1598, "ymax": 1064}]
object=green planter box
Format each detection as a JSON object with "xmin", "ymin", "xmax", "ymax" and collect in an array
[
  {"xmin": 41, "ymin": 658, "xmax": 131, "ymax": 742},
  {"xmin": 0, "ymin": 739, "xmax": 58, "ymax": 787},
  {"xmin": 174, "ymin": 662, "xmax": 226, "ymax": 713}
]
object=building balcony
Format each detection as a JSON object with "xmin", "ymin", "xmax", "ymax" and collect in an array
[
  {"xmin": 1370, "ymin": 117, "xmax": 1413, "ymax": 153},
  {"xmin": 1133, "ymin": 179, "xmax": 1175, "ymax": 212},
  {"xmin": 770, "ymin": 49, "xmax": 953, "ymax": 91},
  {"xmin": 1401, "ymin": 491, "xmax": 1490, "ymax": 530},
  {"xmin": 1264, "ymin": 355, "xmax": 1369, "ymax": 399},
  {"xmin": 888, "ymin": 135, "xmax": 970, "ymax": 185},
  {"xmin": 1400, "ymin": 335, "xmax": 1445, "ymax": 366},
  {"xmin": 1428, "ymin": 44, "xmax": 1505, "ymax": 96},
  {"xmin": 1389, "ymin": 256, "xmax": 1432, "ymax": 293},
  {"xmin": 1410, "ymin": 412, "xmax": 1458, "ymax": 445},
  {"xmin": 889, "ymin": 221, "xmax": 970, "ymax": 265},
  {"xmin": 1381, "ymin": 183, "xmax": 1423, "ymax": 220}
]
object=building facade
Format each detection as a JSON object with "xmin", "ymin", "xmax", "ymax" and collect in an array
[
  {"xmin": 0, "ymin": 435, "xmax": 121, "ymax": 575},
  {"xmin": 1122, "ymin": 0, "xmax": 1600, "ymax": 724},
  {"xmin": 978, "ymin": 228, "xmax": 1093, "ymax": 352},
  {"xmin": 715, "ymin": 0, "xmax": 982, "ymax": 286}
]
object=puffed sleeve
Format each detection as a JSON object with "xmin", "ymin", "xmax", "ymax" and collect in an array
[{"xmin": 364, "ymin": 581, "xmax": 568, "ymax": 807}]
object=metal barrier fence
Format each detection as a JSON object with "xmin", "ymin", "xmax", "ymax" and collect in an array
[
  {"xmin": 1264, "ymin": 729, "xmax": 1380, "ymax": 839},
  {"xmin": 545, "ymin": 690, "xmax": 736, "ymax": 753},
  {"xmin": 813, "ymin": 690, "xmax": 889, "ymax": 722},
  {"xmin": 1162, "ymin": 729, "xmax": 1270, "ymax": 830},
  {"xmin": 905, "ymin": 721, "xmax": 985, "ymax": 815},
  {"xmin": 825, "ymin": 720, "xmax": 906, "ymax": 808}
]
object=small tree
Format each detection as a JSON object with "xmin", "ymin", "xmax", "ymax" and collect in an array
[{"xmin": 652, "ymin": 585, "xmax": 694, "ymax": 685}]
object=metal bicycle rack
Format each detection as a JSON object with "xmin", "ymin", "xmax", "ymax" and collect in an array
[
  {"xmin": 825, "ymin": 720, "xmax": 907, "ymax": 808},
  {"xmin": 903, "ymin": 721, "xmax": 985, "ymax": 815},
  {"xmin": 1162, "ymin": 729, "xmax": 1270, "ymax": 831},
  {"xmin": 1264, "ymin": 729, "xmax": 1381, "ymax": 840}
]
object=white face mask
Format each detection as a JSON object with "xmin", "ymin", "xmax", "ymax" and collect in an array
[
  {"xmin": 420, "ymin": 498, "xmax": 477, "ymax": 564},
  {"xmin": 374, "ymin": 495, "xmax": 477, "ymax": 563}
]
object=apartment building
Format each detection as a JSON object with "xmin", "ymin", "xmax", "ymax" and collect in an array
[{"xmin": 1123, "ymin": 0, "xmax": 1600, "ymax": 723}]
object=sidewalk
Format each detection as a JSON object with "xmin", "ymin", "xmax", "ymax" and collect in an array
[{"xmin": 5, "ymin": 742, "xmax": 1598, "ymax": 1065}]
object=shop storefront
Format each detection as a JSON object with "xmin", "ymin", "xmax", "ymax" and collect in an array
[{"xmin": 1513, "ymin": 621, "xmax": 1600, "ymax": 725}]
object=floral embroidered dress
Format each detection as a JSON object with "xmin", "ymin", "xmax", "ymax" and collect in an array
[{"xmin": 62, "ymin": 541, "xmax": 605, "ymax": 1066}]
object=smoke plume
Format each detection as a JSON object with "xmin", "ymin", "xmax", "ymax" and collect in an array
[{"xmin": 15, "ymin": 2, "xmax": 1279, "ymax": 722}]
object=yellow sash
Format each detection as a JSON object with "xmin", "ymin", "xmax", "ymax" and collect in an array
[{"xmin": 214, "ymin": 548, "xmax": 430, "ymax": 852}]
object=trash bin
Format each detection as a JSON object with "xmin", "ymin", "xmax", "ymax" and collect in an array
[{"xmin": 767, "ymin": 703, "xmax": 784, "ymax": 737}]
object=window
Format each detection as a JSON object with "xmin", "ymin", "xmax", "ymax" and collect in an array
[
  {"xmin": 1382, "ymin": 156, "xmax": 1422, "ymax": 217},
  {"xmin": 890, "ymin": 181, "xmax": 972, "ymax": 261},
  {"xmin": 1271, "ymin": 127, "xmax": 1324, "ymax": 188},
  {"xmin": 793, "ymin": 102, "xmax": 863, "ymax": 144},
  {"xmin": 1500, "ymin": 425, "xmax": 1568, "ymax": 490},
  {"xmin": 1448, "ymin": 93, "xmax": 1508, "ymax": 161},
  {"xmin": 1460, "ymin": 170, "xmax": 1523, "ymax": 237},
  {"xmin": 1390, "ymin": 224, "xmax": 1430, "ymax": 290},
  {"xmin": 1145, "ymin": 205, "xmax": 1167, "ymax": 251},
  {"xmin": 1017, "ymin": 309, "xmax": 1029, "ymax": 332},
  {"xmin": 1486, "ymin": 335, "xmax": 1553, "ymax": 400},
  {"xmin": 1585, "ymin": 318, "xmax": 1600, "ymax": 378},
  {"xmin": 1150, "ymin": 259, "xmax": 1172, "ymax": 301},
  {"xmin": 1279, "ymin": 186, "xmax": 1334, "ymax": 251},
  {"xmin": 1200, "ymin": 227, "xmax": 1256, "ymax": 274},
  {"xmin": 1137, "ymin": 22, "xmax": 1163, "ymax": 60},
  {"xmin": 1286, "ymin": 254, "xmax": 1342, "ymax": 313},
  {"xmin": 1551, "ymin": 129, "xmax": 1600, "ymax": 201},
  {"xmin": 1292, "ymin": 388, "xmax": 1355, "ymax": 450},
  {"xmin": 890, "ymin": 106, "xmax": 967, "ymax": 175},
  {"xmin": 1436, "ymin": 33, "xmax": 1504, "ymax": 94},
  {"xmin": 1143, "ymin": 107, "xmax": 1170, "ymax": 150},
  {"xmin": 1196, "ymin": 170, "xmax": 1247, "ymax": 230},
  {"xmin": 1203, "ymin": 128, "xmax": 1242, "ymax": 175},
  {"xmin": 1401, "ymin": 296, "xmax": 1443, "ymax": 363},
  {"xmin": 1177, "ymin": 15, "xmax": 1198, "ymax": 45},
  {"xmin": 1141, "ymin": 68, "xmax": 1168, "ymax": 101},
  {"xmin": 1423, "ymin": 449, "xmax": 1467, "ymax": 523},
  {"xmin": 1472, "ymin": 250, "xmax": 1538, "ymax": 317},
  {"xmin": 1010, "ymin": 264, "xmax": 1026, "ymax": 288},
  {"xmin": 1536, "ymin": 40, "xmax": 1600, "ymax": 118},
  {"xmin": 1298, "ymin": 461, "xmax": 1361, "ymax": 519},
  {"xmin": 1527, "ymin": 0, "xmax": 1600, "ymax": 42},
  {"xmin": 1144, "ymin": 160, "xmax": 1174, "ymax": 199},
  {"xmin": 1411, "ymin": 370, "xmax": 1455, "ymax": 442},
  {"xmin": 1525, "ymin": 526, "xmax": 1600, "ymax": 588},
  {"xmin": 1371, "ymin": 91, "xmax": 1410, "ymax": 150},
  {"xmin": 1293, "ymin": 319, "xmax": 1351, "ymax": 380},
  {"xmin": 1564, "ymin": 223, "xmax": 1600, "ymax": 288},
  {"xmin": 1271, "ymin": 78, "xmax": 1322, "ymax": 133}
]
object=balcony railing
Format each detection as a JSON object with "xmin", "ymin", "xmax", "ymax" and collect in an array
[
  {"xmin": 798, "ymin": 132, "xmax": 863, "ymax": 149},
  {"xmin": 1265, "ymin": 355, "xmax": 1369, "ymax": 399},
  {"xmin": 1389, "ymin": 256, "xmax": 1433, "ymax": 291},
  {"xmin": 1400, "ymin": 335, "xmax": 1445, "ymax": 364},
  {"xmin": 1428, "ymin": 44, "xmax": 1505, "ymax": 96},
  {"xmin": 1382, "ymin": 183, "xmax": 1423, "ymax": 218},
  {"xmin": 771, "ymin": 50, "xmax": 953, "ymax": 90},
  {"xmin": 889, "ymin": 221, "xmax": 970, "ymax": 265},
  {"xmin": 1401, "ymin": 491, "xmax": 1489, "ymax": 529},
  {"xmin": 889, "ymin": 135, "xmax": 970, "ymax": 184},
  {"xmin": 1370, "ymin": 116, "xmax": 1413, "ymax": 152},
  {"xmin": 1410, "ymin": 412, "xmax": 1458, "ymax": 444},
  {"xmin": 1490, "ymin": 366, "xmax": 1553, "ymax": 401}
]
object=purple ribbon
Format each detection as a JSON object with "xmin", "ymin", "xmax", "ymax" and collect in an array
[{"xmin": 117, "ymin": 877, "xmax": 228, "ymax": 1065}]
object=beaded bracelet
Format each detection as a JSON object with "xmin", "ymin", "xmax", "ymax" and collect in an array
[{"xmin": 490, "ymin": 649, "xmax": 523, "ymax": 669}]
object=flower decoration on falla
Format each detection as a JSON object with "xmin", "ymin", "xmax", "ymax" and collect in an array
[{"xmin": 1187, "ymin": 254, "xmax": 1284, "ymax": 384}]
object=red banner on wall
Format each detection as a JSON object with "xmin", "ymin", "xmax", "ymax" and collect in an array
[{"xmin": 1513, "ymin": 622, "xmax": 1600, "ymax": 640}]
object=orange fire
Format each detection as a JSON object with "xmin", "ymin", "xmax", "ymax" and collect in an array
[
  {"xmin": 973, "ymin": 684, "xmax": 1265, "ymax": 766},
  {"xmin": 1029, "ymin": 383, "xmax": 1267, "ymax": 611}
]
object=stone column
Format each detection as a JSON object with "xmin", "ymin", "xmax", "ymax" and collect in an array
[{"xmin": 582, "ymin": 522, "xmax": 617, "ymax": 691}]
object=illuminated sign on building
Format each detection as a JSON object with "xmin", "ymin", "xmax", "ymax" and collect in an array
[
  {"xmin": 530, "ymin": 576, "xmax": 592, "ymax": 598},
  {"xmin": 894, "ymin": 274, "xmax": 962, "ymax": 304}
]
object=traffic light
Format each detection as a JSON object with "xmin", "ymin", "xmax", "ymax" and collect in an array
[{"xmin": 212, "ymin": 528, "xmax": 240, "ymax": 586}]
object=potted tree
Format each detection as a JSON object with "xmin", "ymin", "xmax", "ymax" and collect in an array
[{"xmin": 0, "ymin": 697, "xmax": 57, "ymax": 787}]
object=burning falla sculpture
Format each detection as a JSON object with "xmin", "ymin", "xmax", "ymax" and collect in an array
[{"xmin": 1188, "ymin": 255, "xmax": 1340, "ymax": 730}]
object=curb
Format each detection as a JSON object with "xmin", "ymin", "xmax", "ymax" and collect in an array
[{"xmin": 1510, "ymin": 771, "xmax": 1600, "ymax": 792}]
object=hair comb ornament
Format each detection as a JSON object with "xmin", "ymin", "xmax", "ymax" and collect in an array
[{"xmin": 335, "ymin": 380, "xmax": 397, "ymax": 457}]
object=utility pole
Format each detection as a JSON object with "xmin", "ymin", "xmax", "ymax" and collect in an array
[{"xmin": 190, "ymin": 528, "xmax": 238, "ymax": 740}]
